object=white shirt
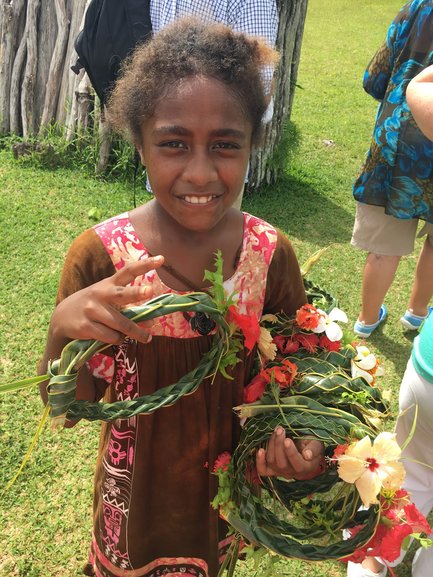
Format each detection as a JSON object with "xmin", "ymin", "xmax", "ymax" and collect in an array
[
  {"xmin": 150, "ymin": 0, "xmax": 278, "ymax": 48},
  {"xmin": 149, "ymin": 0, "xmax": 278, "ymax": 110}
]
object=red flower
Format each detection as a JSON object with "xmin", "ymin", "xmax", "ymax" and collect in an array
[
  {"xmin": 319, "ymin": 334, "xmax": 341, "ymax": 352},
  {"xmin": 294, "ymin": 332, "xmax": 319, "ymax": 353},
  {"xmin": 283, "ymin": 338, "xmax": 300, "ymax": 353},
  {"xmin": 213, "ymin": 452, "xmax": 231, "ymax": 473},
  {"xmin": 333, "ymin": 443, "xmax": 349, "ymax": 459},
  {"xmin": 244, "ymin": 373, "xmax": 267, "ymax": 403},
  {"xmin": 296, "ymin": 304, "xmax": 321, "ymax": 330},
  {"xmin": 262, "ymin": 359, "xmax": 298, "ymax": 389},
  {"xmin": 344, "ymin": 497, "xmax": 432, "ymax": 565},
  {"xmin": 273, "ymin": 335, "xmax": 287, "ymax": 353},
  {"xmin": 375, "ymin": 524, "xmax": 413, "ymax": 562},
  {"xmin": 227, "ymin": 305, "xmax": 260, "ymax": 353},
  {"xmin": 273, "ymin": 335, "xmax": 300, "ymax": 354},
  {"xmin": 404, "ymin": 503, "xmax": 431, "ymax": 534}
]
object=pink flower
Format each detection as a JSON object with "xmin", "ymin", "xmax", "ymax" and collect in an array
[{"xmin": 213, "ymin": 452, "xmax": 231, "ymax": 473}]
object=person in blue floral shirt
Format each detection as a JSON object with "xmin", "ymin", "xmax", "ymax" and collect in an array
[{"xmin": 351, "ymin": 0, "xmax": 433, "ymax": 339}]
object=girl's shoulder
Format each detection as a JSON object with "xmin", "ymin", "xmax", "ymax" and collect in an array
[
  {"xmin": 241, "ymin": 211, "xmax": 294, "ymax": 257},
  {"xmin": 92, "ymin": 212, "xmax": 148, "ymax": 271}
]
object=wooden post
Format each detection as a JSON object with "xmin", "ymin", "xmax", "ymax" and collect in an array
[{"xmin": 39, "ymin": 0, "xmax": 70, "ymax": 131}]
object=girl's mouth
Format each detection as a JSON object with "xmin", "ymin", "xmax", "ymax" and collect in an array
[{"xmin": 181, "ymin": 195, "xmax": 218, "ymax": 205}]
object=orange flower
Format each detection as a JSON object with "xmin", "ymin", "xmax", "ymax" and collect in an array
[
  {"xmin": 262, "ymin": 359, "xmax": 298, "ymax": 389},
  {"xmin": 295, "ymin": 304, "xmax": 321, "ymax": 330}
]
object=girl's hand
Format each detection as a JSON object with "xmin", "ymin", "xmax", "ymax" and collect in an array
[
  {"xmin": 51, "ymin": 256, "xmax": 165, "ymax": 345},
  {"xmin": 256, "ymin": 427, "xmax": 325, "ymax": 480}
]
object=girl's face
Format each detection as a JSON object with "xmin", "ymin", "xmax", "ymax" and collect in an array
[{"xmin": 137, "ymin": 76, "xmax": 253, "ymax": 233}]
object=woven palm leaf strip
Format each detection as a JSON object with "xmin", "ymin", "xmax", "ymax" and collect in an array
[
  {"xmin": 47, "ymin": 291, "xmax": 228, "ymax": 423},
  {"xmin": 221, "ymin": 344, "xmax": 389, "ymax": 562},
  {"xmin": 47, "ymin": 278, "xmax": 335, "ymax": 423}
]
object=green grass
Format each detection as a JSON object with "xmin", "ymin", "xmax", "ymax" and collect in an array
[{"xmin": 0, "ymin": 0, "xmax": 427, "ymax": 575}]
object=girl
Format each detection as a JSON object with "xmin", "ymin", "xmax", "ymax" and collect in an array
[{"xmin": 40, "ymin": 19, "xmax": 321, "ymax": 577}]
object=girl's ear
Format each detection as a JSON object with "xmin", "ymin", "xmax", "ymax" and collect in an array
[{"xmin": 135, "ymin": 143, "xmax": 146, "ymax": 167}]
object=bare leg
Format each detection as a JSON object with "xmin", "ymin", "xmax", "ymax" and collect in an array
[
  {"xmin": 358, "ymin": 253, "xmax": 401, "ymax": 325},
  {"xmin": 360, "ymin": 558, "xmax": 385, "ymax": 573},
  {"xmin": 407, "ymin": 238, "xmax": 433, "ymax": 316}
]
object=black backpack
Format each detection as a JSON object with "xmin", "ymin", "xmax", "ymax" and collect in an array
[{"xmin": 71, "ymin": 0, "xmax": 152, "ymax": 104}]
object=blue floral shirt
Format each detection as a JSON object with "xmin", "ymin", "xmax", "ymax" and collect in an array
[{"xmin": 353, "ymin": 0, "xmax": 433, "ymax": 224}]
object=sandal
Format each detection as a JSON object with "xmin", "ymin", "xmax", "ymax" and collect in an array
[{"xmin": 353, "ymin": 304, "xmax": 387, "ymax": 338}]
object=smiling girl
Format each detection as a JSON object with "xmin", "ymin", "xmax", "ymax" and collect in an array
[{"xmin": 39, "ymin": 19, "xmax": 321, "ymax": 577}]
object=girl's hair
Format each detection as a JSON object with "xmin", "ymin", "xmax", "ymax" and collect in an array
[{"xmin": 106, "ymin": 18, "xmax": 278, "ymax": 145}]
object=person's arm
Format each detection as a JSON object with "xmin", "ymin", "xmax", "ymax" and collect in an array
[
  {"xmin": 39, "ymin": 229, "xmax": 163, "ymax": 423},
  {"xmin": 363, "ymin": 1, "xmax": 411, "ymax": 100},
  {"xmin": 406, "ymin": 64, "xmax": 433, "ymax": 140}
]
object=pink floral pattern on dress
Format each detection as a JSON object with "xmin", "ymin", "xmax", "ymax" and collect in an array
[
  {"xmin": 87, "ymin": 212, "xmax": 278, "ymax": 574},
  {"xmin": 93, "ymin": 212, "xmax": 277, "ymax": 338}
]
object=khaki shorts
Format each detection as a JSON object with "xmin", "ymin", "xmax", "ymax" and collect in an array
[{"xmin": 351, "ymin": 202, "xmax": 433, "ymax": 256}]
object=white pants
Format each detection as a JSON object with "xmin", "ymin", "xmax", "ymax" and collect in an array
[{"xmin": 390, "ymin": 358, "xmax": 433, "ymax": 577}]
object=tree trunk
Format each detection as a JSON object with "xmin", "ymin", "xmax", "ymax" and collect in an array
[
  {"xmin": 0, "ymin": 0, "xmax": 308, "ymax": 191},
  {"xmin": 39, "ymin": 0, "xmax": 69, "ymax": 131},
  {"xmin": 0, "ymin": 0, "xmax": 26, "ymax": 134},
  {"xmin": 249, "ymin": 0, "xmax": 309, "ymax": 190}
]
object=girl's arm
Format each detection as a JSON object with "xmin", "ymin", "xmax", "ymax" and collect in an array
[
  {"xmin": 406, "ymin": 64, "xmax": 433, "ymax": 140},
  {"xmin": 39, "ymin": 229, "xmax": 164, "ymax": 422}
]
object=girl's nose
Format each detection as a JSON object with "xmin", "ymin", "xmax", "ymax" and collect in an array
[{"xmin": 181, "ymin": 150, "xmax": 218, "ymax": 186}]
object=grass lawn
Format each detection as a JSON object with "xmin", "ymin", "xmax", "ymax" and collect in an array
[{"xmin": 0, "ymin": 0, "xmax": 427, "ymax": 576}]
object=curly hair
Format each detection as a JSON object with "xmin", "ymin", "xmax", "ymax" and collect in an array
[{"xmin": 106, "ymin": 17, "xmax": 279, "ymax": 146}]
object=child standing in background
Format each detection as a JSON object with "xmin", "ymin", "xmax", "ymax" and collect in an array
[{"xmin": 39, "ymin": 19, "xmax": 323, "ymax": 577}]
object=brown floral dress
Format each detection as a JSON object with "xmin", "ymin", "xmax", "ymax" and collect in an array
[{"xmin": 52, "ymin": 212, "xmax": 306, "ymax": 577}]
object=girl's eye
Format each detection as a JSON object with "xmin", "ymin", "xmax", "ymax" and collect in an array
[
  {"xmin": 159, "ymin": 141, "xmax": 186, "ymax": 149},
  {"xmin": 213, "ymin": 142, "xmax": 240, "ymax": 150}
]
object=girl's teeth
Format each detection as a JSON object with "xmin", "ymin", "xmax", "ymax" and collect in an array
[{"xmin": 184, "ymin": 195, "xmax": 214, "ymax": 204}]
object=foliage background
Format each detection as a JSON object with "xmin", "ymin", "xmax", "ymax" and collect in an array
[{"xmin": 0, "ymin": 0, "xmax": 424, "ymax": 575}]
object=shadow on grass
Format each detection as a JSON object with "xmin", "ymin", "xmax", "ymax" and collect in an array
[
  {"xmin": 373, "ymin": 331, "xmax": 413, "ymax": 381},
  {"xmin": 244, "ymin": 171, "xmax": 354, "ymax": 246}
]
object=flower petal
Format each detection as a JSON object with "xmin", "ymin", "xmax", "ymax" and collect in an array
[
  {"xmin": 325, "ymin": 322, "xmax": 343, "ymax": 342},
  {"xmin": 258, "ymin": 327, "xmax": 277, "ymax": 361},
  {"xmin": 373, "ymin": 432, "xmax": 401, "ymax": 463},
  {"xmin": 337, "ymin": 455, "xmax": 367, "ymax": 483},
  {"xmin": 351, "ymin": 364, "xmax": 374, "ymax": 384},
  {"xmin": 347, "ymin": 435, "xmax": 373, "ymax": 461},
  {"xmin": 355, "ymin": 469, "xmax": 382, "ymax": 507},
  {"xmin": 312, "ymin": 316, "xmax": 327, "ymax": 334},
  {"xmin": 329, "ymin": 307, "xmax": 348, "ymax": 323},
  {"xmin": 355, "ymin": 353, "xmax": 377, "ymax": 371}
]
